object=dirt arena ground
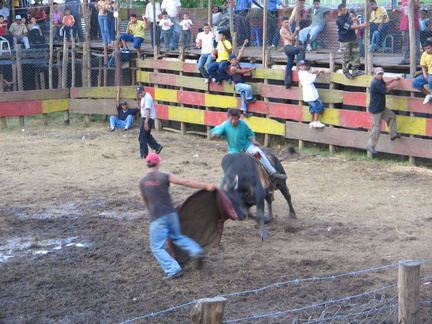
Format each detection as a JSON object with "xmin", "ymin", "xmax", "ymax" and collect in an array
[{"xmin": 1, "ymin": 118, "xmax": 432, "ymax": 323}]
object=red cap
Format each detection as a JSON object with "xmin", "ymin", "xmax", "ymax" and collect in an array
[{"xmin": 146, "ymin": 153, "xmax": 163, "ymax": 165}]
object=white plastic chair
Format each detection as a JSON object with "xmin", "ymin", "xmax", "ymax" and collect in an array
[{"xmin": 0, "ymin": 39, "xmax": 11, "ymax": 55}]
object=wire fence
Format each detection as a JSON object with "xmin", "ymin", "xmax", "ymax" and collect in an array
[{"xmin": 119, "ymin": 260, "xmax": 432, "ymax": 324}]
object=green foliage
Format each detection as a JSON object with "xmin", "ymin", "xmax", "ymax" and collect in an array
[{"xmin": 119, "ymin": 0, "xmax": 209, "ymax": 9}]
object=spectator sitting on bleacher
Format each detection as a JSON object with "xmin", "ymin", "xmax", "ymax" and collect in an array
[
  {"xmin": 29, "ymin": 3, "xmax": 46, "ymax": 27},
  {"xmin": 52, "ymin": 2, "xmax": 63, "ymax": 42},
  {"xmin": 412, "ymin": 40, "xmax": 432, "ymax": 104},
  {"xmin": 0, "ymin": 1, "xmax": 10, "ymax": 24},
  {"xmin": 0, "ymin": 14, "xmax": 13, "ymax": 46},
  {"xmin": 369, "ymin": 0, "xmax": 389, "ymax": 53},
  {"xmin": 208, "ymin": 30, "xmax": 232, "ymax": 85},
  {"xmin": 196, "ymin": 23, "xmax": 215, "ymax": 84},
  {"xmin": 62, "ymin": 8, "xmax": 78, "ymax": 42},
  {"xmin": 27, "ymin": 16, "xmax": 46, "ymax": 46},
  {"xmin": 120, "ymin": 13, "xmax": 147, "ymax": 60},
  {"xmin": 9, "ymin": 14, "xmax": 30, "ymax": 49},
  {"xmin": 299, "ymin": 0, "xmax": 330, "ymax": 52}
]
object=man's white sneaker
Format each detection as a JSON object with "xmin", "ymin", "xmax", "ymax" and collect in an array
[
  {"xmin": 309, "ymin": 121, "xmax": 315, "ymax": 128},
  {"xmin": 423, "ymin": 94, "xmax": 432, "ymax": 104},
  {"xmin": 204, "ymin": 78, "xmax": 210, "ymax": 84},
  {"xmin": 306, "ymin": 44, "xmax": 312, "ymax": 51},
  {"xmin": 313, "ymin": 121, "xmax": 326, "ymax": 128},
  {"xmin": 211, "ymin": 78, "xmax": 217, "ymax": 83}
]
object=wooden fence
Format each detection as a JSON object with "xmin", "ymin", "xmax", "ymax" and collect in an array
[{"xmin": 1, "ymin": 58, "xmax": 432, "ymax": 160}]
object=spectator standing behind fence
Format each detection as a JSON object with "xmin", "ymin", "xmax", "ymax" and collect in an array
[
  {"xmin": 176, "ymin": 11, "xmax": 192, "ymax": 48},
  {"xmin": 159, "ymin": 11, "xmax": 173, "ymax": 51},
  {"xmin": 105, "ymin": 0, "xmax": 115, "ymax": 46},
  {"xmin": 265, "ymin": 0, "xmax": 286, "ymax": 47},
  {"xmin": 62, "ymin": 9, "xmax": 78, "ymax": 42},
  {"xmin": 412, "ymin": 40, "xmax": 432, "ymax": 104},
  {"xmin": 280, "ymin": 16, "xmax": 304, "ymax": 89},
  {"xmin": 299, "ymin": 0, "xmax": 330, "ymax": 52},
  {"xmin": 208, "ymin": 30, "xmax": 232, "ymax": 85},
  {"xmin": 109, "ymin": 86, "xmax": 139, "ymax": 131},
  {"xmin": 230, "ymin": 40, "xmax": 257, "ymax": 118},
  {"xmin": 65, "ymin": 0, "xmax": 84, "ymax": 42},
  {"xmin": 393, "ymin": 0, "xmax": 420, "ymax": 65},
  {"xmin": 136, "ymin": 85, "xmax": 163, "ymax": 159},
  {"xmin": 234, "ymin": 0, "xmax": 251, "ymax": 47},
  {"xmin": 196, "ymin": 23, "xmax": 215, "ymax": 84},
  {"xmin": 9, "ymin": 15, "xmax": 30, "ymax": 49},
  {"xmin": 0, "ymin": 1, "xmax": 10, "ymax": 23},
  {"xmin": 161, "ymin": 0, "xmax": 181, "ymax": 50},
  {"xmin": 336, "ymin": 4, "xmax": 367, "ymax": 80},
  {"xmin": 89, "ymin": 0, "xmax": 99, "ymax": 40},
  {"xmin": 52, "ymin": 2, "xmax": 63, "ymax": 42},
  {"xmin": 297, "ymin": 59, "xmax": 325, "ymax": 128},
  {"xmin": 215, "ymin": 0, "xmax": 230, "ymax": 41},
  {"xmin": 14, "ymin": 0, "xmax": 29, "ymax": 23},
  {"xmin": 96, "ymin": 0, "xmax": 110, "ymax": 46},
  {"xmin": 369, "ymin": 0, "xmax": 389, "ymax": 53},
  {"xmin": 366, "ymin": 67, "xmax": 402, "ymax": 155},
  {"xmin": 419, "ymin": 9, "xmax": 432, "ymax": 49},
  {"xmin": 144, "ymin": 0, "xmax": 161, "ymax": 47},
  {"xmin": 120, "ymin": 14, "xmax": 146, "ymax": 60},
  {"xmin": 350, "ymin": 11, "xmax": 364, "ymax": 57}
]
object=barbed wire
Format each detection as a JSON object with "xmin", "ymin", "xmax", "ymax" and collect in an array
[{"xmin": 119, "ymin": 260, "xmax": 432, "ymax": 324}]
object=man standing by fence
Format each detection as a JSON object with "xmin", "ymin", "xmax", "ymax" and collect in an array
[
  {"xmin": 366, "ymin": 67, "xmax": 402, "ymax": 155},
  {"xmin": 137, "ymin": 85, "xmax": 163, "ymax": 159}
]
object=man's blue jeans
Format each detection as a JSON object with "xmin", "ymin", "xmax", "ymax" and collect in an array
[
  {"xmin": 149, "ymin": 22, "xmax": 161, "ymax": 46},
  {"xmin": 283, "ymin": 45, "xmax": 303, "ymax": 85},
  {"xmin": 234, "ymin": 82, "xmax": 253, "ymax": 110},
  {"xmin": 197, "ymin": 53, "xmax": 214, "ymax": 79},
  {"xmin": 98, "ymin": 15, "xmax": 110, "ymax": 44},
  {"xmin": 169, "ymin": 18, "xmax": 181, "ymax": 49},
  {"xmin": 150, "ymin": 212, "xmax": 204, "ymax": 276},
  {"xmin": 110, "ymin": 115, "xmax": 133, "ymax": 129},
  {"xmin": 208, "ymin": 60, "xmax": 230, "ymax": 82}
]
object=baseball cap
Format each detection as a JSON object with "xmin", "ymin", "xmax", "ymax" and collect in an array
[
  {"xmin": 374, "ymin": 67, "xmax": 384, "ymax": 74},
  {"xmin": 146, "ymin": 153, "xmax": 163, "ymax": 165},
  {"xmin": 229, "ymin": 54, "xmax": 237, "ymax": 60},
  {"xmin": 298, "ymin": 59, "xmax": 307, "ymax": 66},
  {"xmin": 16, "ymin": 15, "xmax": 22, "ymax": 20},
  {"xmin": 120, "ymin": 100, "xmax": 127, "ymax": 105},
  {"xmin": 136, "ymin": 85, "xmax": 144, "ymax": 93}
]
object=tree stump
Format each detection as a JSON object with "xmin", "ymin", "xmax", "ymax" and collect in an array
[{"xmin": 191, "ymin": 297, "xmax": 227, "ymax": 324}]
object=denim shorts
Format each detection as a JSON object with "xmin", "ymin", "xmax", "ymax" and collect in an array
[
  {"xmin": 308, "ymin": 98, "xmax": 324, "ymax": 114},
  {"xmin": 412, "ymin": 74, "xmax": 432, "ymax": 90}
]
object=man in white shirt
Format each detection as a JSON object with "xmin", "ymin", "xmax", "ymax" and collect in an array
[
  {"xmin": 137, "ymin": 85, "xmax": 163, "ymax": 159},
  {"xmin": 195, "ymin": 24, "xmax": 215, "ymax": 83},
  {"xmin": 144, "ymin": 0, "xmax": 161, "ymax": 47},
  {"xmin": 161, "ymin": 0, "xmax": 181, "ymax": 50},
  {"xmin": 297, "ymin": 59, "xmax": 325, "ymax": 128}
]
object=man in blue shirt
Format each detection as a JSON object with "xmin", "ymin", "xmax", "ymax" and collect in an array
[
  {"xmin": 366, "ymin": 67, "xmax": 402, "ymax": 155},
  {"xmin": 210, "ymin": 108, "xmax": 287, "ymax": 180},
  {"xmin": 109, "ymin": 86, "xmax": 139, "ymax": 131}
]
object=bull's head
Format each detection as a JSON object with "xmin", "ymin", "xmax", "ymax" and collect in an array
[{"xmin": 221, "ymin": 175, "xmax": 248, "ymax": 220}]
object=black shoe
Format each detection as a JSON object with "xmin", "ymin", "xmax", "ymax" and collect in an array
[
  {"xmin": 140, "ymin": 53, "xmax": 146, "ymax": 60},
  {"xmin": 162, "ymin": 270, "xmax": 183, "ymax": 280},
  {"xmin": 155, "ymin": 145, "xmax": 163, "ymax": 154},
  {"xmin": 243, "ymin": 112, "xmax": 253, "ymax": 117},
  {"xmin": 344, "ymin": 72, "xmax": 354, "ymax": 79},
  {"xmin": 353, "ymin": 71, "xmax": 365, "ymax": 76},
  {"xmin": 391, "ymin": 133, "xmax": 402, "ymax": 141},
  {"xmin": 246, "ymin": 97, "xmax": 256, "ymax": 104},
  {"xmin": 366, "ymin": 144, "xmax": 377, "ymax": 154},
  {"xmin": 285, "ymin": 84, "xmax": 291, "ymax": 89}
]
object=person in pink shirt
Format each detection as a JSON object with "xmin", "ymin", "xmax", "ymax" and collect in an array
[
  {"xmin": 52, "ymin": 2, "xmax": 63, "ymax": 42},
  {"xmin": 393, "ymin": 0, "xmax": 420, "ymax": 65}
]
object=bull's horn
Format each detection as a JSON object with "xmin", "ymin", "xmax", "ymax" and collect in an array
[
  {"xmin": 222, "ymin": 178, "xmax": 230, "ymax": 191},
  {"xmin": 233, "ymin": 175, "xmax": 238, "ymax": 191}
]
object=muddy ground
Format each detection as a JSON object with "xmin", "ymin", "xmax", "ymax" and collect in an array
[{"xmin": 1, "ymin": 117, "xmax": 432, "ymax": 324}]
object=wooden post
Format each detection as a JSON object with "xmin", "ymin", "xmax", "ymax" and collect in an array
[
  {"xmin": 328, "ymin": 51, "xmax": 335, "ymax": 155},
  {"xmin": 49, "ymin": 0, "xmax": 54, "ymax": 90},
  {"xmin": 191, "ymin": 297, "xmax": 227, "ymax": 324},
  {"xmin": 229, "ymin": 0, "xmax": 236, "ymax": 52},
  {"xmin": 40, "ymin": 72, "xmax": 48, "ymax": 126},
  {"xmin": 83, "ymin": 0, "xmax": 91, "ymax": 87},
  {"xmin": 398, "ymin": 261, "xmax": 420, "ymax": 324},
  {"xmin": 71, "ymin": 39, "xmax": 76, "ymax": 88},
  {"xmin": 408, "ymin": 0, "xmax": 416, "ymax": 165},
  {"xmin": 0, "ymin": 117, "xmax": 6, "ymax": 128},
  {"xmin": 62, "ymin": 41, "xmax": 68, "ymax": 89},
  {"xmin": 16, "ymin": 44, "xmax": 23, "ymax": 91}
]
